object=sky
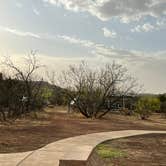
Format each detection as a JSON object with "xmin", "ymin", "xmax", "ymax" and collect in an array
[{"xmin": 0, "ymin": 0, "xmax": 166, "ymax": 93}]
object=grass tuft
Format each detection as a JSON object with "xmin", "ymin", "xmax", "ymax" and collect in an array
[{"xmin": 96, "ymin": 144, "xmax": 127, "ymax": 159}]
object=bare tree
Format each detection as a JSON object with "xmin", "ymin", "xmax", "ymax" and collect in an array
[
  {"xmin": 59, "ymin": 61, "xmax": 138, "ymax": 119},
  {"xmin": 0, "ymin": 51, "xmax": 44, "ymax": 121}
]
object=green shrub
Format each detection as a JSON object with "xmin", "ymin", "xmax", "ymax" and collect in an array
[{"xmin": 136, "ymin": 97, "xmax": 160, "ymax": 120}]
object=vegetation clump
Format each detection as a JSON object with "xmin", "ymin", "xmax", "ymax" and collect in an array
[
  {"xmin": 136, "ymin": 96, "xmax": 160, "ymax": 120},
  {"xmin": 96, "ymin": 144, "xmax": 127, "ymax": 159}
]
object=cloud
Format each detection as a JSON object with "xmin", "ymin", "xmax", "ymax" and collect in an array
[
  {"xmin": 57, "ymin": 34, "xmax": 166, "ymax": 65},
  {"xmin": 0, "ymin": 26, "xmax": 41, "ymax": 39},
  {"xmin": 43, "ymin": 0, "xmax": 166, "ymax": 22},
  {"xmin": 33, "ymin": 8, "xmax": 40, "ymax": 16},
  {"xmin": 156, "ymin": 18, "xmax": 166, "ymax": 29},
  {"xmin": 58, "ymin": 35, "xmax": 96, "ymax": 47},
  {"xmin": 1, "ymin": 24, "xmax": 165, "ymax": 66},
  {"xmin": 131, "ymin": 19, "xmax": 166, "ymax": 32},
  {"xmin": 102, "ymin": 27, "xmax": 117, "ymax": 38},
  {"xmin": 131, "ymin": 23, "xmax": 155, "ymax": 32}
]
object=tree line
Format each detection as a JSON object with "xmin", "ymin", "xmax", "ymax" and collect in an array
[{"xmin": 0, "ymin": 52, "xmax": 165, "ymax": 121}]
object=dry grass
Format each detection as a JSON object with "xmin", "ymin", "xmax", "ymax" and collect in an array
[
  {"xmin": 0, "ymin": 106, "xmax": 165, "ymax": 153},
  {"xmin": 93, "ymin": 134, "xmax": 166, "ymax": 166}
]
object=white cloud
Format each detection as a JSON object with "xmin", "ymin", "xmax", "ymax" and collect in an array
[
  {"xmin": 58, "ymin": 35, "xmax": 96, "ymax": 47},
  {"xmin": 33, "ymin": 8, "xmax": 40, "ymax": 16},
  {"xmin": 0, "ymin": 26, "xmax": 41, "ymax": 39},
  {"xmin": 1, "ymin": 24, "xmax": 165, "ymax": 67},
  {"xmin": 57, "ymin": 34, "xmax": 166, "ymax": 65},
  {"xmin": 142, "ymin": 23, "xmax": 155, "ymax": 32},
  {"xmin": 102, "ymin": 27, "xmax": 117, "ymax": 38},
  {"xmin": 131, "ymin": 23, "xmax": 155, "ymax": 32},
  {"xmin": 131, "ymin": 19, "xmax": 166, "ymax": 32},
  {"xmin": 43, "ymin": 0, "xmax": 166, "ymax": 22},
  {"xmin": 156, "ymin": 18, "xmax": 166, "ymax": 27}
]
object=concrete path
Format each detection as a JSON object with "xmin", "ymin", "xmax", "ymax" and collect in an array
[{"xmin": 0, "ymin": 130, "xmax": 166, "ymax": 166}]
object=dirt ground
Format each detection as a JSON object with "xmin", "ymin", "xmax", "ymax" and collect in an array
[
  {"xmin": 0, "ymin": 106, "xmax": 166, "ymax": 153},
  {"xmin": 93, "ymin": 134, "xmax": 166, "ymax": 166}
]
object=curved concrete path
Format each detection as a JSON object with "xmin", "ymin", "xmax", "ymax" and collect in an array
[{"xmin": 0, "ymin": 130, "xmax": 166, "ymax": 166}]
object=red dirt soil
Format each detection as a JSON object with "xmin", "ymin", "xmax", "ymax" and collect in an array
[{"xmin": 0, "ymin": 107, "xmax": 166, "ymax": 153}]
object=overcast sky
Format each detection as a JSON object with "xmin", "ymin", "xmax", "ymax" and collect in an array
[{"xmin": 0, "ymin": 0, "xmax": 166, "ymax": 93}]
